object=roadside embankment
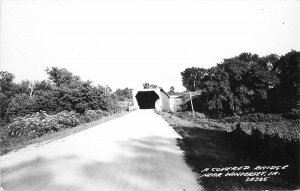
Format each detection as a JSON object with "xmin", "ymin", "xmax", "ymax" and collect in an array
[{"xmin": 159, "ymin": 111, "xmax": 300, "ymax": 191}]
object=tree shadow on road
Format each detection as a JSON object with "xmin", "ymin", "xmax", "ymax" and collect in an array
[{"xmin": 2, "ymin": 136, "xmax": 200, "ymax": 191}]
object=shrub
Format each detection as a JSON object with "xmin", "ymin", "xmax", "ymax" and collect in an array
[
  {"xmin": 282, "ymin": 109, "xmax": 300, "ymax": 119},
  {"xmin": 221, "ymin": 113, "xmax": 300, "ymax": 141},
  {"xmin": 82, "ymin": 110, "xmax": 103, "ymax": 123},
  {"xmin": 6, "ymin": 93, "xmax": 36, "ymax": 120},
  {"xmin": 173, "ymin": 111, "xmax": 300, "ymax": 141},
  {"xmin": 54, "ymin": 111, "xmax": 81, "ymax": 128},
  {"xmin": 7, "ymin": 110, "xmax": 81, "ymax": 139},
  {"xmin": 34, "ymin": 90, "xmax": 63, "ymax": 114},
  {"xmin": 5, "ymin": 109, "xmax": 112, "ymax": 140}
]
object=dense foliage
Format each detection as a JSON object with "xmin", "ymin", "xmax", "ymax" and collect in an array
[
  {"xmin": 5, "ymin": 110, "xmax": 109, "ymax": 139},
  {"xmin": 181, "ymin": 50, "xmax": 300, "ymax": 118},
  {"xmin": 171, "ymin": 111, "xmax": 300, "ymax": 141},
  {"xmin": 0, "ymin": 109, "xmax": 110, "ymax": 154},
  {"xmin": 0, "ymin": 67, "xmax": 132, "ymax": 155},
  {"xmin": 7, "ymin": 110, "xmax": 81, "ymax": 139},
  {"xmin": 0, "ymin": 67, "xmax": 128, "ymax": 124},
  {"xmin": 112, "ymin": 87, "xmax": 133, "ymax": 101}
]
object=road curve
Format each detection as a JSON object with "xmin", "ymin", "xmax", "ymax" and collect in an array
[{"xmin": 0, "ymin": 110, "xmax": 202, "ymax": 191}]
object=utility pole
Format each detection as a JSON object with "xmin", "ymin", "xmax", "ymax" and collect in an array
[
  {"xmin": 189, "ymin": 91, "xmax": 195, "ymax": 118},
  {"xmin": 193, "ymin": 73, "xmax": 198, "ymax": 91},
  {"xmin": 189, "ymin": 72, "xmax": 198, "ymax": 119}
]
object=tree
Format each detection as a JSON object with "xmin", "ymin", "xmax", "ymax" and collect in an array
[
  {"xmin": 6, "ymin": 93, "xmax": 37, "ymax": 119},
  {"xmin": 272, "ymin": 50, "xmax": 300, "ymax": 113},
  {"xmin": 180, "ymin": 52, "xmax": 283, "ymax": 117},
  {"xmin": 150, "ymin": 84, "xmax": 158, "ymax": 89},
  {"xmin": 0, "ymin": 92, "xmax": 9, "ymax": 122},
  {"xmin": 181, "ymin": 67, "xmax": 207, "ymax": 91},
  {"xmin": 113, "ymin": 88, "xmax": 133, "ymax": 101},
  {"xmin": 201, "ymin": 66, "xmax": 233, "ymax": 117},
  {"xmin": 143, "ymin": 83, "xmax": 150, "ymax": 89},
  {"xmin": 143, "ymin": 83, "xmax": 158, "ymax": 89},
  {"xmin": 0, "ymin": 71, "xmax": 16, "ymax": 96},
  {"xmin": 168, "ymin": 86, "xmax": 181, "ymax": 96},
  {"xmin": 46, "ymin": 67, "xmax": 81, "ymax": 87},
  {"xmin": 168, "ymin": 86, "xmax": 175, "ymax": 95},
  {"xmin": 35, "ymin": 80, "xmax": 53, "ymax": 91},
  {"xmin": 0, "ymin": 71, "xmax": 17, "ymax": 121},
  {"xmin": 0, "ymin": 71, "xmax": 14, "ymax": 84},
  {"xmin": 18, "ymin": 80, "xmax": 31, "ymax": 95}
]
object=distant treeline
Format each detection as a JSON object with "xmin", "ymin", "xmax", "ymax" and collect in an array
[
  {"xmin": 181, "ymin": 50, "xmax": 300, "ymax": 119},
  {"xmin": 0, "ymin": 67, "xmax": 132, "ymax": 124}
]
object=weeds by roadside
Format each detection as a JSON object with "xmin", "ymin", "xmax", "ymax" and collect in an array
[{"xmin": 162, "ymin": 111, "xmax": 300, "ymax": 141}]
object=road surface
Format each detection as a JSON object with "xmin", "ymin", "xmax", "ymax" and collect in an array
[{"xmin": 0, "ymin": 110, "xmax": 202, "ymax": 191}]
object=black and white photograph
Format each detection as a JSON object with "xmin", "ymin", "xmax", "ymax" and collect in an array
[{"xmin": 0, "ymin": 0, "xmax": 299, "ymax": 190}]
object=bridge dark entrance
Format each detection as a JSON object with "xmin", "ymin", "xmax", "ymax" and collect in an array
[{"xmin": 135, "ymin": 91, "xmax": 159, "ymax": 109}]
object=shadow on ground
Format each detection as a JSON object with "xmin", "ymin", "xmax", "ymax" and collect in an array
[
  {"xmin": 173, "ymin": 125, "xmax": 300, "ymax": 190},
  {"xmin": 2, "ymin": 136, "xmax": 198, "ymax": 191}
]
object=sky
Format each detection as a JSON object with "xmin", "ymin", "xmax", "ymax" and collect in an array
[{"xmin": 1, "ymin": 0, "xmax": 300, "ymax": 91}]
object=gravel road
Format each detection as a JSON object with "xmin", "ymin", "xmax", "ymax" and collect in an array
[{"xmin": 0, "ymin": 110, "xmax": 202, "ymax": 191}]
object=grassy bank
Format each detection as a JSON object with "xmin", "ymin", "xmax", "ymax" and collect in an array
[
  {"xmin": 0, "ymin": 111, "xmax": 129, "ymax": 156},
  {"xmin": 159, "ymin": 111, "xmax": 300, "ymax": 190}
]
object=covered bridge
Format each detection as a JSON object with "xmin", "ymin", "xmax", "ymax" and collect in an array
[{"xmin": 132, "ymin": 88, "xmax": 170, "ymax": 111}]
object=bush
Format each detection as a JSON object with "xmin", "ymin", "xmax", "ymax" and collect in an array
[
  {"xmin": 222, "ymin": 113, "xmax": 283, "ymax": 123},
  {"xmin": 5, "ymin": 108, "xmax": 112, "ymax": 140},
  {"xmin": 81, "ymin": 109, "xmax": 108, "ymax": 123},
  {"xmin": 6, "ymin": 93, "xmax": 36, "ymax": 120},
  {"xmin": 34, "ymin": 90, "xmax": 62, "ymax": 114},
  {"xmin": 282, "ymin": 109, "xmax": 300, "ymax": 119},
  {"xmin": 221, "ymin": 113, "xmax": 300, "ymax": 141},
  {"xmin": 4, "ymin": 88, "xmax": 119, "ymax": 122},
  {"xmin": 174, "ymin": 111, "xmax": 300, "ymax": 141},
  {"xmin": 54, "ymin": 111, "xmax": 81, "ymax": 128},
  {"xmin": 7, "ymin": 110, "xmax": 82, "ymax": 139}
]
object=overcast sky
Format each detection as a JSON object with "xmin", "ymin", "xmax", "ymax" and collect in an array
[{"xmin": 1, "ymin": 0, "xmax": 300, "ymax": 91}]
